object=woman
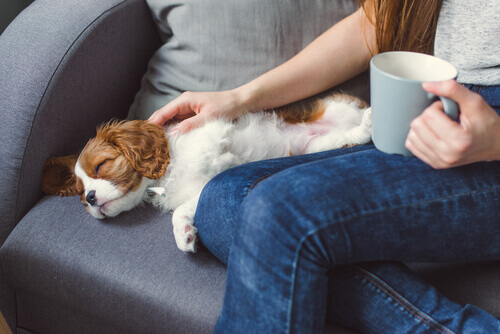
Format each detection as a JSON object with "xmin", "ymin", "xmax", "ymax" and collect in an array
[{"xmin": 150, "ymin": 0, "xmax": 500, "ymax": 332}]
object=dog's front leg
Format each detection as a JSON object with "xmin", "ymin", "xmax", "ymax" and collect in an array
[{"xmin": 172, "ymin": 194, "xmax": 200, "ymax": 252}]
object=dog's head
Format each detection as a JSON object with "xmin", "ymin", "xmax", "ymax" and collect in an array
[{"xmin": 41, "ymin": 120, "xmax": 169, "ymax": 219}]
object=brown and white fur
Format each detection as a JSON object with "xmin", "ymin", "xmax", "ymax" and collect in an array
[{"xmin": 42, "ymin": 93, "xmax": 372, "ymax": 252}]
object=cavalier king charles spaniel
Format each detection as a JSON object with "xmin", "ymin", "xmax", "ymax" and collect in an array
[{"xmin": 42, "ymin": 93, "xmax": 372, "ymax": 252}]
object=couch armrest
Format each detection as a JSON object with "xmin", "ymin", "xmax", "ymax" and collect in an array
[
  {"xmin": 0, "ymin": 0, "xmax": 160, "ymax": 244},
  {"xmin": 0, "ymin": 1, "xmax": 160, "ymax": 328}
]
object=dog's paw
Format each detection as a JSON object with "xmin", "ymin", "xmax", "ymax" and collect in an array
[
  {"xmin": 306, "ymin": 133, "xmax": 347, "ymax": 154},
  {"xmin": 172, "ymin": 217, "xmax": 198, "ymax": 253},
  {"xmin": 361, "ymin": 107, "xmax": 372, "ymax": 133},
  {"xmin": 305, "ymin": 136, "xmax": 330, "ymax": 154}
]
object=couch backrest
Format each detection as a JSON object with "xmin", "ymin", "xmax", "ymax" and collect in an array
[{"xmin": 128, "ymin": 0, "xmax": 364, "ymax": 120}]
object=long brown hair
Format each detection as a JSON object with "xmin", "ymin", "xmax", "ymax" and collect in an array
[{"xmin": 361, "ymin": 0, "xmax": 444, "ymax": 55}]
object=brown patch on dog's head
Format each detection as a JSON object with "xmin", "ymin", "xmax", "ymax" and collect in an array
[{"xmin": 95, "ymin": 120, "xmax": 169, "ymax": 180}]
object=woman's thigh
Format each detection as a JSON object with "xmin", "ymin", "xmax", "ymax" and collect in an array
[
  {"xmin": 209, "ymin": 147, "xmax": 499, "ymax": 333},
  {"xmin": 234, "ymin": 147, "xmax": 500, "ymax": 267},
  {"xmin": 194, "ymin": 145, "xmax": 374, "ymax": 264},
  {"xmin": 198, "ymin": 144, "xmax": 500, "ymax": 264},
  {"xmin": 219, "ymin": 148, "xmax": 499, "ymax": 332}
]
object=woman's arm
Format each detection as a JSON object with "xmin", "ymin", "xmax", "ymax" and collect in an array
[{"xmin": 149, "ymin": 7, "xmax": 375, "ymax": 133}]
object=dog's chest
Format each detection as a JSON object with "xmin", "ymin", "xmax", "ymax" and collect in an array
[
  {"xmin": 168, "ymin": 115, "xmax": 294, "ymax": 177},
  {"xmin": 155, "ymin": 117, "xmax": 291, "ymax": 210}
]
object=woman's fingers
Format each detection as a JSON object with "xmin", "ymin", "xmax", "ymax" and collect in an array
[
  {"xmin": 149, "ymin": 93, "xmax": 197, "ymax": 126},
  {"xmin": 406, "ymin": 112, "xmax": 446, "ymax": 168},
  {"xmin": 170, "ymin": 113, "xmax": 208, "ymax": 134}
]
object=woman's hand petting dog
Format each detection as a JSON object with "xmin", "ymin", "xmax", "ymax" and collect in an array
[{"xmin": 149, "ymin": 89, "xmax": 249, "ymax": 135}]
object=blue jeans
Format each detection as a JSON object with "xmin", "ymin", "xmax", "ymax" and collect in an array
[{"xmin": 194, "ymin": 85, "xmax": 500, "ymax": 333}]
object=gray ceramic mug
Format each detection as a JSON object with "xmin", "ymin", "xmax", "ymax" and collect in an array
[{"xmin": 370, "ymin": 51, "xmax": 459, "ymax": 156}]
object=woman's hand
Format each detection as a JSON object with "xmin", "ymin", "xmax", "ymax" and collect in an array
[
  {"xmin": 148, "ymin": 89, "xmax": 249, "ymax": 134},
  {"xmin": 405, "ymin": 80, "xmax": 500, "ymax": 169}
]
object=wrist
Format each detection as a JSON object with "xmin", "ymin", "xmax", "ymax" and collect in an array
[{"xmin": 232, "ymin": 81, "xmax": 264, "ymax": 112}]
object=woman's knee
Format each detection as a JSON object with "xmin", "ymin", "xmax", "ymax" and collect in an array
[
  {"xmin": 195, "ymin": 164, "xmax": 273, "ymax": 263},
  {"xmin": 234, "ymin": 174, "xmax": 331, "ymax": 262}
]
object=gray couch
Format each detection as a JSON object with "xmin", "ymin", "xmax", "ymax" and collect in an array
[{"xmin": 0, "ymin": 0, "xmax": 498, "ymax": 333}]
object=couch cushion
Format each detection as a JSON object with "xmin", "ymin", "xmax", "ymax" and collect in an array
[
  {"xmin": 1, "ymin": 196, "xmax": 227, "ymax": 333},
  {"xmin": 127, "ymin": 0, "xmax": 369, "ymax": 120},
  {"xmin": 2, "ymin": 195, "xmax": 361, "ymax": 333}
]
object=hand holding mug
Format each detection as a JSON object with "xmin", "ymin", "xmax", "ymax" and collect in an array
[{"xmin": 406, "ymin": 80, "xmax": 500, "ymax": 169}]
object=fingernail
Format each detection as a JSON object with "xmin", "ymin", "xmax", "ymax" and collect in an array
[{"xmin": 423, "ymin": 82, "xmax": 439, "ymax": 90}]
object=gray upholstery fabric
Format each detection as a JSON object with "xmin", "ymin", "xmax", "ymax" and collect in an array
[
  {"xmin": 3, "ymin": 196, "xmax": 227, "ymax": 334},
  {"xmin": 3, "ymin": 196, "xmax": 359, "ymax": 334},
  {"xmin": 128, "ymin": 0, "xmax": 369, "ymax": 120},
  {"xmin": 0, "ymin": 0, "xmax": 160, "ymax": 330}
]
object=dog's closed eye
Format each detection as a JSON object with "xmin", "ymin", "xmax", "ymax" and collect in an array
[{"xmin": 94, "ymin": 160, "xmax": 107, "ymax": 176}]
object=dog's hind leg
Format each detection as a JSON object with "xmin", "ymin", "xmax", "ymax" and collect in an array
[{"xmin": 305, "ymin": 108, "xmax": 372, "ymax": 154}]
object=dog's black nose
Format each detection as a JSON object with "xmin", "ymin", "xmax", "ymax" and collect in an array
[{"xmin": 86, "ymin": 190, "xmax": 97, "ymax": 206}]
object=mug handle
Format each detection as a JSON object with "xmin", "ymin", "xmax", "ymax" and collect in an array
[{"xmin": 427, "ymin": 93, "xmax": 459, "ymax": 121}]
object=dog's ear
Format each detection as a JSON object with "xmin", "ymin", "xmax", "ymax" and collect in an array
[
  {"xmin": 99, "ymin": 120, "xmax": 169, "ymax": 179},
  {"xmin": 41, "ymin": 155, "xmax": 84, "ymax": 196}
]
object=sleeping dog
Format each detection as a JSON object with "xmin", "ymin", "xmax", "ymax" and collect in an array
[{"xmin": 41, "ymin": 93, "xmax": 372, "ymax": 252}]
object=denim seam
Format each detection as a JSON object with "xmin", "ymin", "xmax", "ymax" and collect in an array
[
  {"xmin": 347, "ymin": 265, "xmax": 456, "ymax": 334},
  {"xmin": 247, "ymin": 174, "xmax": 273, "ymax": 194},
  {"xmin": 287, "ymin": 185, "xmax": 500, "ymax": 333}
]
